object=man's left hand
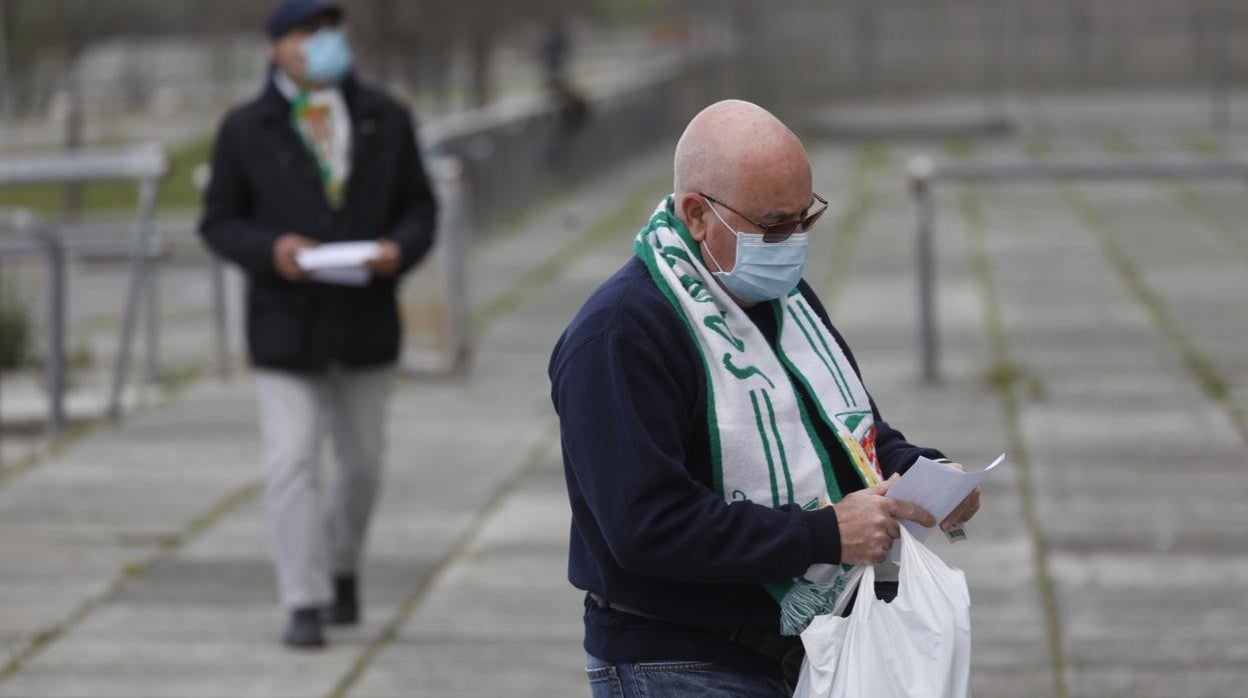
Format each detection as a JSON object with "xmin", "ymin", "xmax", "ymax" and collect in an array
[
  {"xmin": 941, "ymin": 462, "xmax": 981, "ymax": 532},
  {"xmin": 366, "ymin": 239, "xmax": 403, "ymax": 277}
]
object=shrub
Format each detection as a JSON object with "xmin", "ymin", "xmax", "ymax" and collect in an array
[{"xmin": 0, "ymin": 294, "xmax": 30, "ymax": 370}]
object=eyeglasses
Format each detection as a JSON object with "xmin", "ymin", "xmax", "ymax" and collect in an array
[{"xmin": 699, "ymin": 192, "xmax": 829, "ymax": 243}]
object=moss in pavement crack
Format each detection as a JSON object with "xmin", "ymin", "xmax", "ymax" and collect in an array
[{"xmin": 958, "ymin": 185, "xmax": 1070, "ymax": 698}]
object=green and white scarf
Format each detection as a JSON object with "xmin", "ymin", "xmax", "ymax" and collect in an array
[
  {"xmin": 275, "ymin": 70, "xmax": 352, "ymax": 208},
  {"xmin": 634, "ymin": 196, "xmax": 885, "ymax": 635}
]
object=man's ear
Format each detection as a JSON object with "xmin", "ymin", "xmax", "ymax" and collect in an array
[{"xmin": 678, "ymin": 193, "xmax": 710, "ymax": 242}]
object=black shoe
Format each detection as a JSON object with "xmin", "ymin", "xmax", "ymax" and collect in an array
[
  {"xmin": 284, "ymin": 607, "xmax": 326, "ymax": 649},
  {"xmin": 322, "ymin": 574, "xmax": 360, "ymax": 626}
]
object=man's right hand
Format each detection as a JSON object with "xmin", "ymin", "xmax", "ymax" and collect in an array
[
  {"xmin": 833, "ymin": 474, "xmax": 935, "ymax": 565},
  {"xmin": 273, "ymin": 233, "xmax": 316, "ymax": 282}
]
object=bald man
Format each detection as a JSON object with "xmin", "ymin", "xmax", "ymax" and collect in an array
[{"xmin": 549, "ymin": 100, "xmax": 980, "ymax": 695}]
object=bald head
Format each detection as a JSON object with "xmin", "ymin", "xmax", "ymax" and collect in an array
[
  {"xmin": 670, "ymin": 102, "xmax": 819, "ymax": 305},
  {"xmin": 673, "ymin": 100, "xmax": 810, "ymax": 205}
]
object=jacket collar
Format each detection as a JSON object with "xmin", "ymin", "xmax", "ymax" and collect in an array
[{"xmin": 256, "ymin": 67, "xmax": 383, "ymax": 124}]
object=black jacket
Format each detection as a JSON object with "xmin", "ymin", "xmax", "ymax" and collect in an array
[{"xmin": 200, "ymin": 74, "xmax": 437, "ymax": 371}]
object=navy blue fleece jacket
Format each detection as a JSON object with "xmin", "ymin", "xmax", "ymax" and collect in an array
[{"xmin": 548, "ymin": 256, "xmax": 945, "ymax": 678}]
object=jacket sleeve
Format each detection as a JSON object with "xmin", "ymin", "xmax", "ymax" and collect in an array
[
  {"xmin": 552, "ymin": 327, "xmax": 844, "ymax": 584},
  {"xmin": 799, "ymin": 283, "xmax": 947, "ymax": 476},
  {"xmin": 384, "ymin": 108, "xmax": 438, "ymax": 275},
  {"xmin": 198, "ymin": 114, "xmax": 284, "ymax": 278},
  {"xmin": 869, "ymin": 405, "xmax": 947, "ymax": 478}
]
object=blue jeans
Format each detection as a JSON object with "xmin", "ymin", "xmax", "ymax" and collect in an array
[{"xmin": 586, "ymin": 654, "xmax": 789, "ymax": 697}]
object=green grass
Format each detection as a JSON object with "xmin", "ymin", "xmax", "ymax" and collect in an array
[
  {"xmin": 0, "ymin": 290, "xmax": 30, "ymax": 369},
  {"xmin": 0, "ymin": 137, "xmax": 214, "ymax": 216},
  {"xmin": 1181, "ymin": 133, "xmax": 1230, "ymax": 158},
  {"xmin": 943, "ymin": 137, "xmax": 977, "ymax": 159},
  {"xmin": 1023, "ymin": 137, "xmax": 1053, "ymax": 159}
]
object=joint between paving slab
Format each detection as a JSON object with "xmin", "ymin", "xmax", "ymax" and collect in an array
[
  {"xmin": 958, "ymin": 185, "xmax": 1071, "ymax": 698},
  {"xmin": 0, "ymin": 364, "xmax": 208, "ymax": 492},
  {"xmin": 0, "ymin": 479, "xmax": 262, "ymax": 685},
  {"xmin": 1167, "ymin": 182, "xmax": 1248, "ymax": 267},
  {"xmin": 1060, "ymin": 185, "xmax": 1248, "ymax": 446},
  {"xmin": 472, "ymin": 171, "xmax": 672, "ymax": 331},
  {"xmin": 324, "ymin": 420, "xmax": 560, "ymax": 698},
  {"xmin": 0, "ymin": 165, "xmax": 643, "ymax": 684},
  {"xmin": 1102, "ymin": 131, "xmax": 1248, "ymax": 267}
]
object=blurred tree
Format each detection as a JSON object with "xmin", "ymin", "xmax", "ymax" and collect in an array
[
  {"xmin": 343, "ymin": 0, "xmax": 592, "ymax": 108},
  {"xmin": 0, "ymin": 0, "xmax": 677, "ymax": 127}
]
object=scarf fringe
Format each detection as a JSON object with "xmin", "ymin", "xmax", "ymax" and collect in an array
[{"xmin": 778, "ymin": 575, "xmax": 849, "ymax": 636}]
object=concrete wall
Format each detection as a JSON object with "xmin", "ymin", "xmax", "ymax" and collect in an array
[{"xmin": 730, "ymin": 0, "xmax": 1247, "ymax": 105}]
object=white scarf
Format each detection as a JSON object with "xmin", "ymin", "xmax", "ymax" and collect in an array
[{"xmin": 634, "ymin": 196, "xmax": 884, "ymax": 634}]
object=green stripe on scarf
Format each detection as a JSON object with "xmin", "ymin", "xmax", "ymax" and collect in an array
[{"xmin": 635, "ymin": 196, "xmax": 885, "ymax": 635}]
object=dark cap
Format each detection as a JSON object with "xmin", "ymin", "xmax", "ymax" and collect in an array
[{"xmin": 266, "ymin": 0, "xmax": 344, "ymax": 40}]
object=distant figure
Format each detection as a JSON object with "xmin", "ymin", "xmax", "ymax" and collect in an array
[
  {"xmin": 199, "ymin": 0, "xmax": 437, "ymax": 649},
  {"xmin": 548, "ymin": 100, "xmax": 982, "ymax": 694},
  {"xmin": 537, "ymin": 19, "xmax": 589, "ymax": 172},
  {"xmin": 539, "ymin": 19, "xmax": 571, "ymax": 88}
]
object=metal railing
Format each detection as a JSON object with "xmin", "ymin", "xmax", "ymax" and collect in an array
[
  {"xmin": 906, "ymin": 154, "xmax": 1248, "ymax": 383},
  {"xmin": 0, "ymin": 144, "xmax": 169, "ymax": 424},
  {"xmin": 0, "ymin": 210, "xmax": 66, "ymax": 434},
  {"xmin": 423, "ymin": 49, "xmax": 731, "ymax": 234}
]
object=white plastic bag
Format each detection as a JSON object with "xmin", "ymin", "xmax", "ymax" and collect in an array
[{"xmin": 793, "ymin": 526, "xmax": 972, "ymax": 698}]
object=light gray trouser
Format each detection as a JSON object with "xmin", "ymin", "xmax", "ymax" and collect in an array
[{"xmin": 253, "ymin": 366, "xmax": 392, "ymax": 610}]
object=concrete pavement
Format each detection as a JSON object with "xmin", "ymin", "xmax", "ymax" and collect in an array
[{"xmin": 2, "ymin": 125, "xmax": 1247, "ymax": 697}]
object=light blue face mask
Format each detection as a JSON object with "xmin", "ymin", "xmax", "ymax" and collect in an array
[
  {"xmin": 703, "ymin": 198, "xmax": 810, "ymax": 303},
  {"xmin": 302, "ymin": 28, "xmax": 353, "ymax": 85}
]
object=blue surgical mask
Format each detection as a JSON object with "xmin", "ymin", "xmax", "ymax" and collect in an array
[
  {"xmin": 302, "ymin": 28, "xmax": 353, "ymax": 85},
  {"xmin": 703, "ymin": 200, "xmax": 809, "ymax": 303}
]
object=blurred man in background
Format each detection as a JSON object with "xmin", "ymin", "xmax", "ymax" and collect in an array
[
  {"xmin": 549, "ymin": 100, "xmax": 978, "ymax": 694},
  {"xmin": 199, "ymin": 0, "xmax": 437, "ymax": 649}
]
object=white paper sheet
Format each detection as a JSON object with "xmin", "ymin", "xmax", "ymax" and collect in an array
[
  {"xmin": 295, "ymin": 241, "xmax": 380, "ymax": 271},
  {"xmin": 296, "ymin": 241, "xmax": 380, "ymax": 287},
  {"xmin": 307, "ymin": 267, "xmax": 371, "ymax": 287},
  {"xmin": 884, "ymin": 453, "xmax": 1005, "ymax": 562}
]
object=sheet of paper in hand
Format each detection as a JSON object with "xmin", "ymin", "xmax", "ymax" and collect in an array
[
  {"xmin": 884, "ymin": 454, "xmax": 1004, "ymax": 563},
  {"xmin": 296, "ymin": 241, "xmax": 380, "ymax": 287}
]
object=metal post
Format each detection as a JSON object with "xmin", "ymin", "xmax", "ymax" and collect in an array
[
  {"xmin": 0, "ymin": 213, "xmax": 65, "ymax": 435},
  {"xmin": 210, "ymin": 257, "xmax": 230, "ymax": 379},
  {"xmin": 194, "ymin": 162, "xmax": 231, "ymax": 379},
  {"xmin": 446, "ymin": 160, "xmax": 471, "ymax": 375},
  {"xmin": 42, "ymin": 224, "xmax": 65, "ymax": 434},
  {"xmin": 431, "ymin": 155, "xmax": 472, "ymax": 375},
  {"xmin": 909, "ymin": 156, "xmax": 939, "ymax": 384},
  {"xmin": 141, "ymin": 182, "xmax": 161, "ymax": 385},
  {"xmin": 0, "ymin": 257, "xmax": 4, "ymax": 464},
  {"xmin": 144, "ymin": 233, "xmax": 159, "ymax": 385},
  {"xmin": 108, "ymin": 177, "xmax": 160, "ymax": 419}
]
